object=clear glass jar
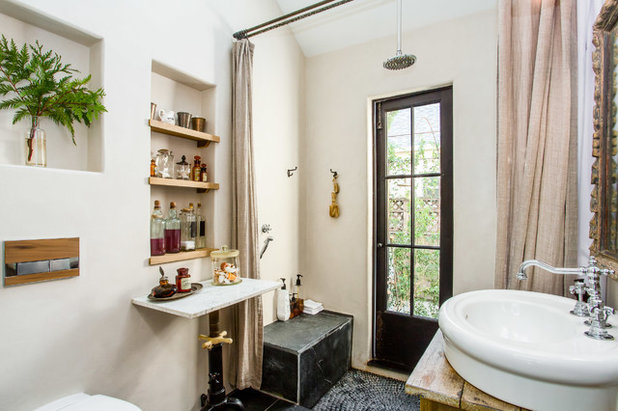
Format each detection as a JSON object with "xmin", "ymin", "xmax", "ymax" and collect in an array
[
  {"xmin": 164, "ymin": 202, "xmax": 181, "ymax": 253},
  {"xmin": 155, "ymin": 149, "xmax": 174, "ymax": 178},
  {"xmin": 25, "ymin": 117, "xmax": 46, "ymax": 167},
  {"xmin": 180, "ymin": 204, "xmax": 196, "ymax": 251},
  {"xmin": 176, "ymin": 155, "xmax": 191, "ymax": 180},
  {"xmin": 211, "ymin": 245, "xmax": 240, "ymax": 285},
  {"xmin": 150, "ymin": 200, "xmax": 166, "ymax": 256}
]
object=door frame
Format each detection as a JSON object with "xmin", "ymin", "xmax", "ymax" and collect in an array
[{"xmin": 370, "ymin": 86, "xmax": 453, "ymax": 370}]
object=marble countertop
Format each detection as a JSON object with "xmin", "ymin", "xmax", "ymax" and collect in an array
[{"xmin": 132, "ymin": 278, "xmax": 280, "ymax": 319}]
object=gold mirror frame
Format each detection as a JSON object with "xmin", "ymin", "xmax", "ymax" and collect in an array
[{"xmin": 591, "ymin": 0, "xmax": 618, "ymax": 279}]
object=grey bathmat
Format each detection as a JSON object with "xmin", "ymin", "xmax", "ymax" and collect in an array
[{"xmin": 312, "ymin": 369, "xmax": 420, "ymax": 411}]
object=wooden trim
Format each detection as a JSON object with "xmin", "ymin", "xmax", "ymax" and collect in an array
[
  {"xmin": 372, "ymin": 87, "xmax": 454, "ymax": 368},
  {"xmin": 149, "ymin": 177, "xmax": 219, "ymax": 192},
  {"xmin": 5, "ymin": 238, "xmax": 79, "ymax": 264},
  {"xmin": 149, "ymin": 119, "xmax": 220, "ymax": 145},
  {"xmin": 149, "ymin": 248, "xmax": 216, "ymax": 265},
  {"xmin": 590, "ymin": 0, "xmax": 618, "ymax": 279},
  {"xmin": 4, "ymin": 269, "xmax": 79, "ymax": 286}
]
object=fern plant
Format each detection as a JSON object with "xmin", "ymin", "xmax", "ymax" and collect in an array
[{"xmin": 0, "ymin": 35, "xmax": 106, "ymax": 160}]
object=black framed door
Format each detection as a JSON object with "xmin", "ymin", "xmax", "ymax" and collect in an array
[{"xmin": 372, "ymin": 86, "xmax": 453, "ymax": 371}]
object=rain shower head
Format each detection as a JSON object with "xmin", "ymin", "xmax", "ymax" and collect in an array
[
  {"xmin": 383, "ymin": 51, "xmax": 416, "ymax": 70},
  {"xmin": 384, "ymin": 0, "xmax": 415, "ymax": 70}
]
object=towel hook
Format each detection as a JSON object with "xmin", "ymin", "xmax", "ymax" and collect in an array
[
  {"xmin": 330, "ymin": 168, "xmax": 338, "ymax": 178},
  {"xmin": 287, "ymin": 166, "xmax": 298, "ymax": 177}
]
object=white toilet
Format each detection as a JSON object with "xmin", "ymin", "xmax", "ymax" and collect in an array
[{"xmin": 34, "ymin": 393, "xmax": 141, "ymax": 411}]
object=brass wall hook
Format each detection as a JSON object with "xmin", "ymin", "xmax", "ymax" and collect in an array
[
  {"xmin": 329, "ymin": 170, "xmax": 340, "ymax": 218},
  {"xmin": 287, "ymin": 166, "xmax": 298, "ymax": 177}
]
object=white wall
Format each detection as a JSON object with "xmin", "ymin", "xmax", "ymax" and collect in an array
[
  {"xmin": 251, "ymin": 28, "xmax": 304, "ymax": 325},
  {"xmin": 300, "ymin": 10, "xmax": 498, "ymax": 368},
  {"xmin": 0, "ymin": 1, "xmax": 303, "ymax": 410}
]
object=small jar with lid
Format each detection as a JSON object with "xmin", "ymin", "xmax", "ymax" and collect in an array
[
  {"xmin": 175, "ymin": 267, "xmax": 192, "ymax": 292},
  {"xmin": 176, "ymin": 155, "xmax": 191, "ymax": 180},
  {"xmin": 211, "ymin": 245, "xmax": 240, "ymax": 285}
]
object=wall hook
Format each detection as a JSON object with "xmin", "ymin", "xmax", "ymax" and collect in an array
[
  {"xmin": 330, "ymin": 169, "xmax": 338, "ymax": 178},
  {"xmin": 287, "ymin": 166, "xmax": 298, "ymax": 177}
]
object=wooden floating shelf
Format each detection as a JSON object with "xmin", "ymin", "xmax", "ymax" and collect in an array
[
  {"xmin": 149, "ymin": 119, "xmax": 220, "ymax": 147},
  {"xmin": 149, "ymin": 248, "xmax": 217, "ymax": 265},
  {"xmin": 149, "ymin": 177, "xmax": 219, "ymax": 193}
]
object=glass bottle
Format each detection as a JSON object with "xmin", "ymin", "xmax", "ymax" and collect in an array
[
  {"xmin": 200, "ymin": 163, "xmax": 208, "ymax": 182},
  {"xmin": 164, "ymin": 202, "xmax": 181, "ymax": 253},
  {"xmin": 180, "ymin": 203, "xmax": 196, "ymax": 251},
  {"xmin": 196, "ymin": 202, "xmax": 206, "ymax": 249},
  {"xmin": 155, "ymin": 149, "xmax": 174, "ymax": 178},
  {"xmin": 25, "ymin": 117, "xmax": 46, "ymax": 167},
  {"xmin": 150, "ymin": 200, "xmax": 166, "ymax": 256},
  {"xmin": 175, "ymin": 267, "xmax": 191, "ymax": 292},
  {"xmin": 192, "ymin": 155, "xmax": 202, "ymax": 181},
  {"xmin": 150, "ymin": 158, "xmax": 156, "ymax": 177},
  {"xmin": 151, "ymin": 272, "xmax": 176, "ymax": 298}
]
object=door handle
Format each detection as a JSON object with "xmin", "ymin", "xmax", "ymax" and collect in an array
[{"xmin": 377, "ymin": 243, "xmax": 383, "ymax": 248}]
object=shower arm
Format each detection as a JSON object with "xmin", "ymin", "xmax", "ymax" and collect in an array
[{"xmin": 396, "ymin": 0, "xmax": 402, "ymax": 55}]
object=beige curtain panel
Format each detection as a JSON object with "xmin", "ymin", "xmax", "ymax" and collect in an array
[
  {"xmin": 230, "ymin": 38, "xmax": 263, "ymax": 389},
  {"xmin": 495, "ymin": 0, "xmax": 578, "ymax": 295}
]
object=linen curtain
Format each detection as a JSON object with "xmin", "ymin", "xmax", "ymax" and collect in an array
[
  {"xmin": 495, "ymin": 0, "xmax": 578, "ymax": 295},
  {"xmin": 230, "ymin": 38, "xmax": 263, "ymax": 389}
]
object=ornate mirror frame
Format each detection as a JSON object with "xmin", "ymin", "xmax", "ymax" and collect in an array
[{"xmin": 591, "ymin": 0, "xmax": 618, "ymax": 279}]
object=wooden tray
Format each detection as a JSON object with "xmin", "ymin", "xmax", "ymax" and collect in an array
[{"xmin": 148, "ymin": 282, "xmax": 203, "ymax": 301}]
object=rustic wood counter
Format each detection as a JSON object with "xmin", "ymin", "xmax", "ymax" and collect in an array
[{"xmin": 405, "ymin": 330, "xmax": 527, "ymax": 411}]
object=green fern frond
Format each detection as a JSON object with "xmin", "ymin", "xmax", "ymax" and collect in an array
[{"xmin": 0, "ymin": 35, "xmax": 106, "ymax": 144}]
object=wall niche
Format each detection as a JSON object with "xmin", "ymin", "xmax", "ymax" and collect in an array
[{"xmin": 0, "ymin": 2, "xmax": 104, "ymax": 172}]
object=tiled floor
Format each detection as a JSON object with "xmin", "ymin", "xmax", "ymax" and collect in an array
[{"xmin": 229, "ymin": 388, "xmax": 310, "ymax": 411}]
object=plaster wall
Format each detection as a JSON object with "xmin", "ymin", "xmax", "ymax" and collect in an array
[
  {"xmin": 0, "ymin": 0, "xmax": 302, "ymax": 409},
  {"xmin": 300, "ymin": 10, "xmax": 498, "ymax": 368}
]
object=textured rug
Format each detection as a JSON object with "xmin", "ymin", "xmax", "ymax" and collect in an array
[{"xmin": 312, "ymin": 369, "xmax": 420, "ymax": 411}]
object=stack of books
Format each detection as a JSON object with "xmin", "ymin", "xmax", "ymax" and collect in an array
[{"xmin": 303, "ymin": 299, "xmax": 324, "ymax": 315}]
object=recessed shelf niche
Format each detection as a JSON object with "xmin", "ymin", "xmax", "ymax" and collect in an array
[
  {"xmin": 149, "ymin": 60, "xmax": 217, "ymax": 265},
  {"xmin": 0, "ymin": 2, "xmax": 104, "ymax": 172}
]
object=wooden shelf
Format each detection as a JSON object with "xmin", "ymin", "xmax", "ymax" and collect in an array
[
  {"xmin": 149, "ymin": 248, "xmax": 217, "ymax": 265},
  {"xmin": 149, "ymin": 119, "xmax": 220, "ymax": 147},
  {"xmin": 149, "ymin": 177, "xmax": 219, "ymax": 193}
]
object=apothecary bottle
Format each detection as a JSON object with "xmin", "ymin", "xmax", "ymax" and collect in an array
[
  {"xmin": 165, "ymin": 202, "xmax": 181, "ymax": 253},
  {"xmin": 180, "ymin": 203, "xmax": 196, "ymax": 251},
  {"xmin": 196, "ymin": 202, "xmax": 206, "ymax": 249},
  {"xmin": 150, "ymin": 200, "xmax": 166, "ymax": 256},
  {"xmin": 192, "ymin": 156, "xmax": 201, "ymax": 181}
]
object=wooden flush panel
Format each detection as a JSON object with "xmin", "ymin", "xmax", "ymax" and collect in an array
[{"xmin": 4, "ymin": 237, "xmax": 79, "ymax": 286}]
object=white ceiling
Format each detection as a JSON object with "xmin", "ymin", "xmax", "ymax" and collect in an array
[{"xmin": 211, "ymin": 0, "xmax": 497, "ymax": 57}]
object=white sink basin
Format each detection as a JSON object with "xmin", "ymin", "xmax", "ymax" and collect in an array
[{"xmin": 439, "ymin": 289, "xmax": 618, "ymax": 411}]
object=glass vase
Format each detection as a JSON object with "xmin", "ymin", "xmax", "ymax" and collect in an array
[{"xmin": 25, "ymin": 119, "xmax": 46, "ymax": 167}]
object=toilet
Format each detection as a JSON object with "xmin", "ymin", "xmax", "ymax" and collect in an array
[{"xmin": 34, "ymin": 393, "xmax": 141, "ymax": 411}]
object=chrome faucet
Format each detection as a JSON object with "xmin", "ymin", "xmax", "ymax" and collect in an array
[{"xmin": 517, "ymin": 256, "xmax": 615, "ymax": 340}]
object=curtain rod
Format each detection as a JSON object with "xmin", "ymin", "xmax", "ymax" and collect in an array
[{"xmin": 233, "ymin": 0, "xmax": 355, "ymax": 40}]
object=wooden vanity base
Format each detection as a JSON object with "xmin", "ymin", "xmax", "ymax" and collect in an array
[{"xmin": 406, "ymin": 330, "xmax": 527, "ymax": 411}]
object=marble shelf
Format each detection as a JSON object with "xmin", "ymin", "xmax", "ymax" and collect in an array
[{"xmin": 132, "ymin": 278, "xmax": 280, "ymax": 319}]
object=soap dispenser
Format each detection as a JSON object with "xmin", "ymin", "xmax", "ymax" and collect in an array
[
  {"xmin": 277, "ymin": 278, "xmax": 291, "ymax": 321},
  {"xmin": 295, "ymin": 274, "xmax": 304, "ymax": 299}
]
